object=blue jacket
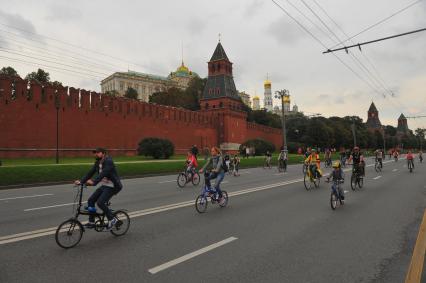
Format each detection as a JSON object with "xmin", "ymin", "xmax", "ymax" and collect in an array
[{"xmin": 81, "ymin": 156, "xmax": 123, "ymax": 191}]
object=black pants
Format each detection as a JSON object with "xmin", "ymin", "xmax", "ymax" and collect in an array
[{"xmin": 88, "ymin": 186, "xmax": 120, "ymax": 221}]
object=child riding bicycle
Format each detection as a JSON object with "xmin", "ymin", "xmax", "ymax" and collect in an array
[{"xmin": 327, "ymin": 161, "xmax": 345, "ymax": 200}]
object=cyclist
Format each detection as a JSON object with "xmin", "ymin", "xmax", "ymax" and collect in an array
[
  {"xmin": 406, "ymin": 150, "xmax": 415, "ymax": 169},
  {"xmin": 419, "ymin": 150, "xmax": 423, "ymax": 163},
  {"xmin": 278, "ymin": 149, "xmax": 288, "ymax": 170},
  {"xmin": 265, "ymin": 151, "xmax": 272, "ymax": 168},
  {"xmin": 305, "ymin": 149, "xmax": 322, "ymax": 180},
  {"xmin": 351, "ymin": 146, "xmax": 365, "ymax": 177},
  {"xmin": 199, "ymin": 146, "xmax": 225, "ymax": 204},
  {"xmin": 186, "ymin": 150, "xmax": 198, "ymax": 175},
  {"xmin": 326, "ymin": 161, "xmax": 345, "ymax": 200},
  {"xmin": 304, "ymin": 147, "xmax": 311, "ymax": 159},
  {"xmin": 324, "ymin": 149, "xmax": 332, "ymax": 167},
  {"xmin": 74, "ymin": 148, "xmax": 122, "ymax": 229},
  {"xmin": 224, "ymin": 154, "xmax": 231, "ymax": 172},
  {"xmin": 393, "ymin": 150, "xmax": 399, "ymax": 161},
  {"xmin": 375, "ymin": 149, "xmax": 383, "ymax": 168},
  {"xmin": 232, "ymin": 154, "xmax": 240, "ymax": 176},
  {"xmin": 340, "ymin": 149, "xmax": 346, "ymax": 167}
]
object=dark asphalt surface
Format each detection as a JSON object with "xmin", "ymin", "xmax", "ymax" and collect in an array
[{"xmin": 0, "ymin": 156, "xmax": 424, "ymax": 282}]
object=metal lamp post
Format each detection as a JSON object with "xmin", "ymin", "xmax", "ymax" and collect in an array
[{"xmin": 275, "ymin": 89, "xmax": 289, "ymax": 151}]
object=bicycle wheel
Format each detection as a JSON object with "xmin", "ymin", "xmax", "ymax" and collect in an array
[
  {"xmin": 192, "ymin": 172, "xmax": 200, "ymax": 186},
  {"xmin": 374, "ymin": 163, "xmax": 379, "ymax": 172},
  {"xmin": 219, "ymin": 191, "xmax": 229, "ymax": 208},
  {"xmin": 195, "ymin": 195, "xmax": 208, "ymax": 213},
  {"xmin": 350, "ymin": 174, "xmax": 357, "ymax": 191},
  {"xmin": 177, "ymin": 173, "xmax": 187, "ymax": 188},
  {"xmin": 55, "ymin": 218, "xmax": 83, "ymax": 249},
  {"xmin": 304, "ymin": 174, "xmax": 312, "ymax": 191},
  {"xmin": 110, "ymin": 210, "xmax": 130, "ymax": 236},
  {"xmin": 358, "ymin": 177, "xmax": 364, "ymax": 188},
  {"xmin": 302, "ymin": 165, "xmax": 307, "ymax": 174},
  {"xmin": 314, "ymin": 177, "xmax": 321, "ymax": 188},
  {"xmin": 330, "ymin": 192, "xmax": 337, "ymax": 210}
]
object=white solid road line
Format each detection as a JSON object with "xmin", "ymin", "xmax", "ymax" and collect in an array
[
  {"xmin": 0, "ymin": 193, "xmax": 53, "ymax": 201},
  {"xmin": 373, "ymin": 176, "xmax": 382, "ymax": 180},
  {"xmin": 24, "ymin": 201, "xmax": 87, "ymax": 212},
  {"xmin": 148, "ymin": 237, "xmax": 238, "ymax": 274},
  {"xmin": 1, "ymin": 178, "xmax": 306, "ymax": 245}
]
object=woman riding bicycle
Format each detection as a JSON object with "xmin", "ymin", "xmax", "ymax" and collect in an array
[{"xmin": 199, "ymin": 146, "xmax": 226, "ymax": 204}]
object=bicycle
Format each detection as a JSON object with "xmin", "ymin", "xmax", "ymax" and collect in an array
[
  {"xmin": 55, "ymin": 184, "xmax": 130, "ymax": 249},
  {"xmin": 374, "ymin": 158, "xmax": 382, "ymax": 172},
  {"xmin": 407, "ymin": 159, "xmax": 414, "ymax": 173},
  {"xmin": 304, "ymin": 164, "xmax": 321, "ymax": 191},
  {"xmin": 231, "ymin": 162, "xmax": 240, "ymax": 176},
  {"xmin": 195, "ymin": 173, "xmax": 229, "ymax": 213},
  {"xmin": 263, "ymin": 156, "xmax": 272, "ymax": 169},
  {"xmin": 324, "ymin": 158, "xmax": 332, "ymax": 168},
  {"xmin": 277, "ymin": 159, "xmax": 287, "ymax": 172},
  {"xmin": 177, "ymin": 166, "xmax": 200, "ymax": 188},
  {"xmin": 350, "ymin": 165, "xmax": 364, "ymax": 191},
  {"xmin": 327, "ymin": 179, "xmax": 344, "ymax": 210}
]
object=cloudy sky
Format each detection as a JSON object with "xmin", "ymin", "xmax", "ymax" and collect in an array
[{"xmin": 0, "ymin": 0, "xmax": 425, "ymax": 129}]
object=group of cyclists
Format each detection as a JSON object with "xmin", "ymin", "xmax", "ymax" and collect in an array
[{"xmin": 73, "ymin": 144, "xmax": 423, "ymax": 231}]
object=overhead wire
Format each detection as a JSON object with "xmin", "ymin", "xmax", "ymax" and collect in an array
[
  {"xmin": 309, "ymin": 0, "xmax": 412, "ymax": 113},
  {"xmin": 327, "ymin": 0, "xmax": 423, "ymax": 49}
]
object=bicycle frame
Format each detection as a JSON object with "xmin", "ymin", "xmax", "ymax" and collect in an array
[{"xmin": 73, "ymin": 184, "xmax": 113, "ymax": 224}]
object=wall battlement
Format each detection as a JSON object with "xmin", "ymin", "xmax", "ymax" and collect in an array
[{"xmin": 0, "ymin": 75, "xmax": 283, "ymax": 157}]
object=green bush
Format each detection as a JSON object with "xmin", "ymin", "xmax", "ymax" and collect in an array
[
  {"xmin": 240, "ymin": 138, "xmax": 275, "ymax": 156},
  {"xmin": 137, "ymin": 137, "xmax": 175, "ymax": 159},
  {"xmin": 286, "ymin": 141, "xmax": 305, "ymax": 154}
]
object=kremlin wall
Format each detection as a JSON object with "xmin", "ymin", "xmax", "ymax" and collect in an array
[{"xmin": 0, "ymin": 42, "xmax": 283, "ymax": 158}]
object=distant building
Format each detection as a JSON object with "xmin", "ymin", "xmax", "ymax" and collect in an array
[
  {"xmin": 252, "ymin": 96, "xmax": 260, "ymax": 110},
  {"xmin": 100, "ymin": 61, "xmax": 198, "ymax": 102},
  {"xmin": 366, "ymin": 102, "xmax": 382, "ymax": 132},
  {"xmin": 239, "ymin": 91, "xmax": 251, "ymax": 107},
  {"xmin": 273, "ymin": 95, "xmax": 299, "ymax": 116},
  {"xmin": 263, "ymin": 76, "xmax": 273, "ymax": 111},
  {"xmin": 397, "ymin": 113, "xmax": 409, "ymax": 135}
]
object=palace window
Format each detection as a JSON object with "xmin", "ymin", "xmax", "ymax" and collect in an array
[{"xmin": 119, "ymin": 81, "xmax": 124, "ymax": 91}]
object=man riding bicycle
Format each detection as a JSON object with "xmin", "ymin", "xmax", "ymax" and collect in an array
[
  {"xmin": 351, "ymin": 146, "xmax": 365, "ymax": 177},
  {"xmin": 305, "ymin": 149, "xmax": 322, "ymax": 179},
  {"xmin": 278, "ymin": 149, "xmax": 288, "ymax": 169},
  {"xmin": 74, "ymin": 148, "xmax": 123, "ymax": 229},
  {"xmin": 375, "ymin": 149, "xmax": 383, "ymax": 168},
  {"xmin": 199, "ymin": 146, "xmax": 226, "ymax": 205},
  {"xmin": 407, "ymin": 150, "xmax": 415, "ymax": 169},
  {"xmin": 418, "ymin": 150, "xmax": 423, "ymax": 163}
]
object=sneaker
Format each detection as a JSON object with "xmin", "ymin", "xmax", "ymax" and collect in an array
[
  {"xmin": 84, "ymin": 222, "xmax": 95, "ymax": 229},
  {"xmin": 84, "ymin": 206, "xmax": 97, "ymax": 213},
  {"xmin": 107, "ymin": 218, "xmax": 118, "ymax": 230}
]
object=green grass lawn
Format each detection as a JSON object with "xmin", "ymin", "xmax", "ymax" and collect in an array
[{"xmin": 0, "ymin": 153, "xmax": 308, "ymax": 187}]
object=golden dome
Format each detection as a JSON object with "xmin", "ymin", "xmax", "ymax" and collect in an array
[
  {"xmin": 253, "ymin": 96, "xmax": 260, "ymax": 100},
  {"xmin": 176, "ymin": 62, "xmax": 190, "ymax": 73},
  {"xmin": 264, "ymin": 79, "xmax": 271, "ymax": 87},
  {"xmin": 283, "ymin": 95, "xmax": 290, "ymax": 103}
]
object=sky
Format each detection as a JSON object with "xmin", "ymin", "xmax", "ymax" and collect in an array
[{"xmin": 0, "ymin": 0, "xmax": 425, "ymax": 129}]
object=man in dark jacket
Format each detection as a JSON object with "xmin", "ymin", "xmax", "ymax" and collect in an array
[{"xmin": 75, "ymin": 148, "xmax": 122, "ymax": 229}]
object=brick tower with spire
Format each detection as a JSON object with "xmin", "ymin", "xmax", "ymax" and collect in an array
[
  {"xmin": 366, "ymin": 102, "xmax": 382, "ymax": 132},
  {"xmin": 200, "ymin": 40, "xmax": 247, "ymax": 151}
]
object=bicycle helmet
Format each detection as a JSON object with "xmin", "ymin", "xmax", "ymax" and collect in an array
[
  {"xmin": 354, "ymin": 146, "xmax": 360, "ymax": 150},
  {"xmin": 332, "ymin": 161, "xmax": 341, "ymax": 168}
]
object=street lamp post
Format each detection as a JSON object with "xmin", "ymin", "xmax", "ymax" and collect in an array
[
  {"xmin": 275, "ymin": 89, "xmax": 289, "ymax": 151},
  {"xmin": 351, "ymin": 117, "xmax": 357, "ymax": 148}
]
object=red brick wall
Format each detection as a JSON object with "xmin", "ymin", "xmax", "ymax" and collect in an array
[{"xmin": 0, "ymin": 76, "xmax": 282, "ymax": 158}]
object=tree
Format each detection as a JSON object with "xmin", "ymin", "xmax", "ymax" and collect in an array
[
  {"xmin": 0, "ymin": 66, "xmax": 19, "ymax": 77},
  {"xmin": 125, "ymin": 87, "xmax": 138, "ymax": 100},
  {"xmin": 25, "ymin": 68, "xmax": 50, "ymax": 83},
  {"xmin": 105, "ymin": 90, "xmax": 119, "ymax": 97}
]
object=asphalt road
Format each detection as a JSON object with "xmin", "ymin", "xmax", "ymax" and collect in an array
[{"xmin": 0, "ymin": 156, "xmax": 424, "ymax": 283}]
